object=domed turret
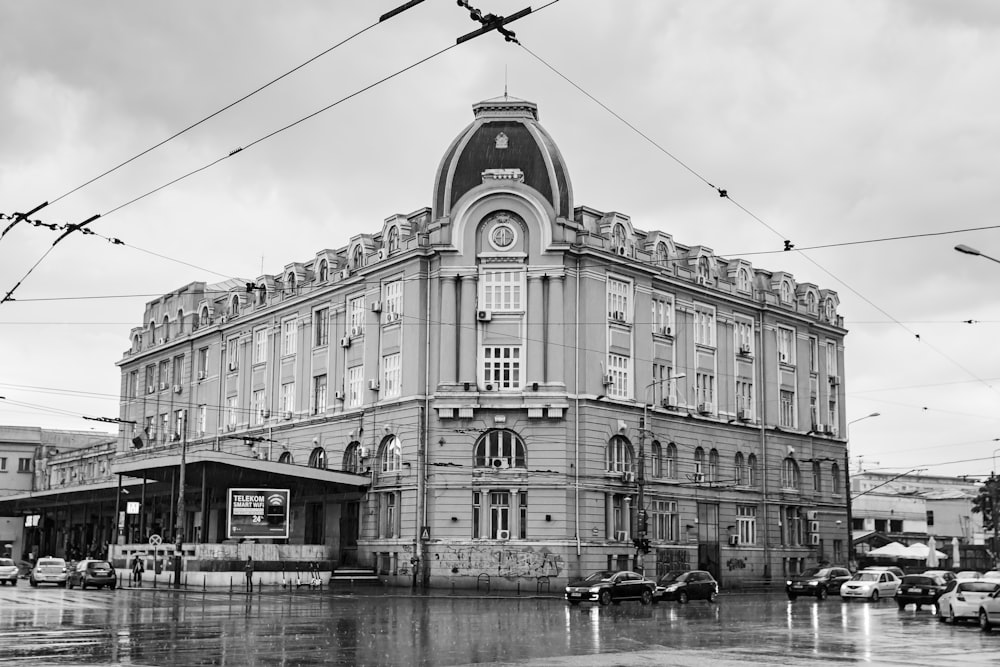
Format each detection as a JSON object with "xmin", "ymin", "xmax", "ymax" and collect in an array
[{"xmin": 432, "ymin": 96, "xmax": 573, "ymax": 219}]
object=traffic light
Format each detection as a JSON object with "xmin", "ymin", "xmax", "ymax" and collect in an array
[{"xmin": 638, "ymin": 510, "xmax": 649, "ymax": 535}]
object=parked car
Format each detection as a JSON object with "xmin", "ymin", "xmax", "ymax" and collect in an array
[
  {"xmin": 652, "ymin": 570, "xmax": 719, "ymax": 604},
  {"xmin": 859, "ymin": 565, "xmax": 905, "ymax": 579},
  {"xmin": 786, "ymin": 566, "xmax": 851, "ymax": 600},
  {"xmin": 67, "ymin": 559, "xmax": 117, "ymax": 590},
  {"xmin": 955, "ymin": 571, "xmax": 982, "ymax": 581},
  {"xmin": 0, "ymin": 558, "xmax": 19, "ymax": 585},
  {"xmin": 937, "ymin": 580, "xmax": 1000, "ymax": 624},
  {"xmin": 564, "ymin": 570, "xmax": 655, "ymax": 606},
  {"xmin": 977, "ymin": 585, "xmax": 1000, "ymax": 630},
  {"xmin": 923, "ymin": 569, "xmax": 957, "ymax": 583},
  {"xmin": 981, "ymin": 571, "xmax": 1000, "ymax": 583},
  {"xmin": 896, "ymin": 574, "xmax": 948, "ymax": 610},
  {"xmin": 840, "ymin": 570, "xmax": 900, "ymax": 602},
  {"xmin": 29, "ymin": 557, "xmax": 69, "ymax": 587}
]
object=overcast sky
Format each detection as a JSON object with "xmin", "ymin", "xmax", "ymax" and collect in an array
[{"xmin": 2, "ymin": 1, "xmax": 999, "ymax": 480}]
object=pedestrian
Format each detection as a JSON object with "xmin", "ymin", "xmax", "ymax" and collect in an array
[
  {"xmin": 244, "ymin": 555, "xmax": 254, "ymax": 592},
  {"xmin": 131, "ymin": 554, "xmax": 144, "ymax": 587}
]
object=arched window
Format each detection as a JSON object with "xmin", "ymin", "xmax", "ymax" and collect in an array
[
  {"xmin": 352, "ymin": 245, "xmax": 364, "ymax": 269},
  {"xmin": 318, "ymin": 260, "xmax": 328, "ymax": 282},
  {"xmin": 812, "ymin": 460, "xmax": 822, "ymax": 492},
  {"xmin": 737, "ymin": 267, "xmax": 751, "ymax": 293},
  {"xmin": 278, "ymin": 451, "xmax": 293, "ymax": 464},
  {"xmin": 664, "ymin": 442, "xmax": 677, "ymax": 478},
  {"xmin": 606, "ymin": 435, "xmax": 633, "ymax": 473},
  {"xmin": 694, "ymin": 447, "xmax": 705, "ymax": 477},
  {"xmin": 176, "ymin": 309, "xmax": 185, "ymax": 335},
  {"xmin": 148, "ymin": 321, "xmax": 156, "ymax": 346},
  {"xmin": 747, "ymin": 453, "xmax": 758, "ymax": 487},
  {"xmin": 780, "ymin": 280, "xmax": 792, "ymax": 304},
  {"xmin": 344, "ymin": 441, "xmax": 364, "ymax": 473},
  {"xmin": 656, "ymin": 242, "xmax": 669, "ymax": 270},
  {"xmin": 824, "ymin": 298, "xmax": 835, "ymax": 321},
  {"xmin": 781, "ymin": 457, "xmax": 800, "ymax": 489},
  {"xmin": 229, "ymin": 295, "xmax": 240, "ymax": 317},
  {"xmin": 612, "ymin": 223, "xmax": 627, "ymax": 248},
  {"xmin": 698, "ymin": 257, "xmax": 710, "ymax": 281},
  {"xmin": 473, "ymin": 429, "xmax": 526, "ymax": 468},
  {"xmin": 806, "ymin": 291, "xmax": 817, "ymax": 314},
  {"xmin": 387, "ymin": 226, "xmax": 400, "ymax": 254},
  {"xmin": 831, "ymin": 462, "xmax": 841, "ymax": 494},
  {"xmin": 199, "ymin": 306, "xmax": 210, "ymax": 326},
  {"xmin": 286, "ymin": 273, "xmax": 296, "ymax": 297},
  {"xmin": 709, "ymin": 448, "xmax": 719, "ymax": 482},
  {"xmin": 162, "ymin": 314, "xmax": 170, "ymax": 341},
  {"xmin": 381, "ymin": 435, "xmax": 402, "ymax": 473},
  {"xmin": 256, "ymin": 285, "xmax": 267, "ymax": 306},
  {"xmin": 651, "ymin": 441, "xmax": 662, "ymax": 478},
  {"xmin": 308, "ymin": 447, "xmax": 327, "ymax": 469},
  {"xmin": 132, "ymin": 334, "xmax": 141, "ymax": 352},
  {"xmin": 734, "ymin": 452, "xmax": 745, "ymax": 486}
]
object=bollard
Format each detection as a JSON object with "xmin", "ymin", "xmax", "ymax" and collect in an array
[
  {"xmin": 517, "ymin": 581, "xmax": 521, "ymax": 596},
  {"xmin": 229, "ymin": 577, "xmax": 233, "ymax": 594},
  {"xmin": 203, "ymin": 575, "xmax": 206, "ymax": 591}
]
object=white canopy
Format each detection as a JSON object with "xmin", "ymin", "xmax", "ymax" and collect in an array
[
  {"xmin": 900, "ymin": 542, "xmax": 947, "ymax": 561},
  {"xmin": 866, "ymin": 541, "xmax": 910, "ymax": 557}
]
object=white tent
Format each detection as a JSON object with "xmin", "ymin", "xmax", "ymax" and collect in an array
[
  {"xmin": 901, "ymin": 542, "xmax": 947, "ymax": 561},
  {"xmin": 926, "ymin": 536, "xmax": 939, "ymax": 567},
  {"xmin": 866, "ymin": 541, "xmax": 910, "ymax": 557}
]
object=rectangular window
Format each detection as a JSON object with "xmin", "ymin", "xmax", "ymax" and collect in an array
[
  {"xmin": 518, "ymin": 491, "xmax": 527, "ymax": 539},
  {"xmin": 280, "ymin": 382, "xmax": 295, "ymax": 417},
  {"xmin": 651, "ymin": 363, "xmax": 677, "ymax": 405},
  {"xmin": 349, "ymin": 296, "xmax": 365, "ymax": 336},
  {"xmin": 382, "ymin": 353, "xmax": 401, "ymax": 399},
  {"xmin": 696, "ymin": 372, "xmax": 715, "ymax": 407},
  {"xmin": 784, "ymin": 507, "xmax": 803, "ymax": 546},
  {"xmin": 607, "ymin": 353, "xmax": 631, "ymax": 399},
  {"xmin": 651, "ymin": 294, "xmax": 674, "ymax": 335},
  {"xmin": 889, "ymin": 519, "xmax": 903, "ymax": 533},
  {"xmin": 611, "ymin": 494, "xmax": 626, "ymax": 537},
  {"xmin": 348, "ymin": 366, "xmax": 364, "ymax": 407},
  {"xmin": 384, "ymin": 492, "xmax": 397, "ymax": 539},
  {"xmin": 607, "ymin": 278, "xmax": 631, "ymax": 323},
  {"xmin": 778, "ymin": 327, "xmax": 795, "ymax": 365},
  {"xmin": 780, "ymin": 389, "xmax": 796, "ymax": 428},
  {"xmin": 490, "ymin": 491, "xmax": 510, "ymax": 538},
  {"xmin": 145, "ymin": 365, "xmax": 155, "ymax": 393},
  {"xmin": 226, "ymin": 337, "xmax": 239, "ymax": 371},
  {"xmin": 197, "ymin": 405, "xmax": 207, "ymax": 436},
  {"xmin": 737, "ymin": 505, "xmax": 757, "ymax": 545},
  {"xmin": 874, "ymin": 518, "xmax": 887, "ymax": 532},
  {"xmin": 736, "ymin": 379, "xmax": 753, "ymax": 414},
  {"xmin": 481, "ymin": 270, "xmax": 523, "ymax": 312},
  {"xmin": 158, "ymin": 360, "xmax": 170, "ymax": 389},
  {"xmin": 383, "ymin": 280, "xmax": 403, "ymax": 323},
  {"xmin": 833, "ymin": 539, "xmax": 843, "ymax": 563},
  {"xmin": 253, "ymin": 328, "xmax": 268, "ymax": 364},
  {"xmin": 160, "ymin": 413, "xmax": 170, "ymax": 444},
  {"xmin": 483, "ymin": 346, "xmax": 521, "ymax": 389},
  {"xmin": 312, "ymin": 375, "xmax": 328, "ymax": 415},
  {"xmin": 472, "ymin": 491, "xmax": 481, "ymax": 538},
  {"xmin": 826, "ymin": 340, "xmax": 838, "ymax": 377},
  {"xmin": 173, "ymin": 410, "xmax": 185, "ymax": 441},
  {"xmin": 129, "ymin": 370, "xmax": 138, "ymax": 398},
  {"xmin": 651, "ymin": 499, "xmax": 678, "ymax": 542},
  {"xmin": 827, "ymin": 399, "xmax": 838, "ymax": 434},
  {"xmin": 314, "ymin": 308, "xmax": 329, "ymax": 347},
  {"xmin": 172, "ymin": 355, "xmax": 184, "ymax": 387},
  {"xmin": 17, "ymin": 458, "xmax": 31, "ymax": 473},
  {"xmin": 281, "ymin": 317, "xmax": 297, "ymax": 356},
  {"xmin": 251, "ymin": 389, "xmax": 266, "ymax": 425},
  {"xmin": 226, "ymin": 396, "xmax": 238, "ymax": 430},
  {"xmin": 809, "ymin": 336, "xmax": 819, "ymax": 373},
  {"xmin": 0, "ymin": 457, "xmax": 6, "ymax": 471},
  {"xmin": 926, "ymin": 511, "xmax": 934, "ymax": 527},
  {"xmin": 145, "ymin": 415, "xmax": 155, "ymax": 441},
  {"xmin": 735, "ymin": 318, "xmax": 754, "ymax": 354},
  {"xmin": 197, "ymin": 347, "xmax": 209, "ymax": 379},
  {"xmin": 694, "ymin": 304, "xmax": 716, "ymax": 347}
]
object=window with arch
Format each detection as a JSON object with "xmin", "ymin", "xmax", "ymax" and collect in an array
[
  {"xmin": 664, "ymin": 442, "xmax": 677, "ymax": 478},
  {"xmin": 318, "ymin": 260, "xmax": 328, "ymax": 282},
  {"xmin": 386, "ymin": 226, "xmax": 400, "ymax": 254},
  {"xmin": 161, "ymin": 315, "xmax": 170, "ymax": 341},
  {"xmin": 229, "ymin": 295, "xmax": 240, "ymax": 317},
  {"xmin": 708, "ymin": 449, "xmax": 719, "ymax": 482},
  {"xmin": 697, "ymin": 256, "xmax": 711, "ymax": 281},
  {"xmin": 780, "ymin": 280, "xmax": 792, "ymax": 304},
  {"xmin": 781, "ymin": 457, "xmax": 800, "ymax": 489},
  {"xmin": 824, "ymin": 298, "xmax": 835, "ymax": 321},
  {"xmin": 308, "ymin": 447, "xmax": 327, "ymax": 469},
  {"xmin": 806, "ymin": 291, "xmax": 817, "ymax": 314},
  {"xmin": 256, "ymin": 285, "xmax": 267, "ymax": 306},
  {"xmin": 734, "ymin": 452, "xmax": 745, "ymax": 486},
  {"xmin": 606, "ymin": 435, "xmax": 633, "ymax": 473},
  {"xmin": 176, "ymin": 309, "xmax": 185, "ymax": 335},
  {"xmin": 380, "ymin": 435, "xmax": 402, "ymax": 473},
  {"xmin": 286, "ymin": 273, "xmax": 296, "ymax": 297},
  {"xmin": 737, "ymin": 267, "xmax": 752, "ymax": 293},
  {"xmin": 344, "ymin": 441, "xmax": 364, "ymax": 473},
  {"xmin": 148, "ymin": 321, "xmax": 156, "ymax": 345},
  {"xmin": 812, "ymin": 460, "xmax": 822, "ymax": 492},
  {"xmin": 831, "ymin": 462, "xmax": 841, "ymax": 494},
  {"xmin": 694, "ymin": 447, "xmax": 705, "ymax": 477},
  {"xmin": 278, "ymin": 451, "xmax": 293, "ymax": 464},
  {"xmin": 473, "ymin": 429, "xmax": 525, "ymax": 468},
  {"xmin": 132, "ymin": 334, "xmax": 141, "ymax": 353},
  {"xmin": 651, "ymin": 441, "xmax": 662, "ymax": 478},
  {"xmin": 747, "ymin": 453, "xmax": 758, "ymax": 486},
  {"xmin": 612, "ymin": 223, "xmax": 627, "ymax": 248},
  {"xmin": 199, "ymin": 306, "xmax": 209, "ymax": 326},
  {"xmin": 656, "ymin": 242, "xmax": 669, "ymax": 270},
  {"xmin": 352, "ymin": 245, "xmax": 364, "ymax": 269}
]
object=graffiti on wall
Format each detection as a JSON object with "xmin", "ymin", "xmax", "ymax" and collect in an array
[{"xmin": 433, "ymin": 544, "xmax": 564, "ymax": 578}]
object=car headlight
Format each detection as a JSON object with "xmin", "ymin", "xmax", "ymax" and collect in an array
[
  {"xmin": 664, "ymin": 584, "xmax": 681, "ymax": 592},
  {"xmin": 807, "ymin": 580, "xmax": 820, "ymax": 586},
  {"xmin": 589, "ymin": 586, "xmax": 602, "ymax": 593},
  {"xmin": 785, "ymin": 580, "xmax": 792, "ymax": 586}
]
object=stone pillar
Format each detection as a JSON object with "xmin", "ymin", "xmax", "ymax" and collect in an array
[
  {"xmin": 547, "ymin": 275, "xmax": 565, "ymax": 384},
  {"xmin": 439, "ymin": 275, "xmax": 458, "ymax": 385},
  {"xmin": 458, "ymin": 274, "xmax": 478, "ymax": 384},
  {"xmin": 527, "ymin": 274, "xmax": 544, "ymax": 385}
]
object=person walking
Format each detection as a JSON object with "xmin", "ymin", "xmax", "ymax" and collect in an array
[
  {"xmin": 131, "ymin": 555, "xmax": 144, "ymax": 587},
  {"xmin": 244, "ymin": 555, "xmax": 254, "ymax": 592}
]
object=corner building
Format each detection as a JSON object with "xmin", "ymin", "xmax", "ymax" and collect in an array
[{"xmin": 117, "ymin": 97, "xmax": 848, "ymax": 590}]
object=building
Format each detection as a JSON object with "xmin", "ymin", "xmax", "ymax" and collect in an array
[{"xmin": 2, "ymin": 97, "xmax": 850, "ymax": 589}]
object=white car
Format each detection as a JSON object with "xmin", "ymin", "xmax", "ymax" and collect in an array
[
  {"xmin": 981, "ymin": 571, "xmax": 1000, "ymax": 583},
  {"xmin": 937, "ymin": 580, "xmax": 999, "ymax": 624},
  {"xmin": 0, "ymin": 558, "xmax": 19, "ymax": 585},
  {"xmin": 840, "ymin": 570, "xmax": 900, "ymax": 602},
  {"xmin": 978, "ymin": 585, "xmax": 1000, "ymax": 630}
]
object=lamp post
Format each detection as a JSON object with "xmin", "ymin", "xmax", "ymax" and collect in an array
[
  {"xmin": 173, "ymin": 410, "xmax": 187, "ymax": 589},
  {"xmin": 636, "ymin": 373, "xmax": 685, "ymax": 575},
  {"xmin": 955, "ymin": 244, "xmax": 1000, "ymax": 265},
  {"xmin": 845, "ymin": 412, "xmax": 880, "ymax": 569}
]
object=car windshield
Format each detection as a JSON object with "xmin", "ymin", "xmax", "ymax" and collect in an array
[
  {"xmin": 800, "ymin": 568, "xmax": 829, "ymax": 578},
  {"xmin": 88, "ymin": 561, "xmax": 112, "ymax": 569},
  {"xmin": 902, "ymin": 575, "xmax": 936, "ymax": 586},
  {"xmin": 37, "ymin": 559, "xmax": 64, "ymax": 567},
  {"xmin": 580, "ymin": 571, "xmax": 616, "ymax": 584},
  {"xmin": 0, "ymin": 558, "xmax": 15, "ymax": 567},
  {"xmin": 852, "ymin": 572, "xmax": 879, "ymax": 582},
  {"xmin": 957, "ymin": 582, "xmax": 999, "ymax": 593},
  {"xmin": 658, "ymin": 571, "xmax": 689, "ymax": 584}
]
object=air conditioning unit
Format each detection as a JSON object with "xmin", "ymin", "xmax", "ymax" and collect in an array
[
  {"xmin": 497, "ymin": 529, "xmax": 511, "ymax": 541},
  {"xmin": 283, "ymin": 411, "xmax": 292, "ymax": 420},
  {"xmin": 369, "ymin": 380, "xmax": 380, "ymax": 391},
  {"xmin": 810, "ymin": 533, "xmax": 821, "ymax": 546},
  {"xmin": 350, "ymin": 326, "xmax": 362, "ymax": 337},
  {"xmin": 602, "ymin": 374, "xmax": 615, "ymax": 387},
  {"xmin": 228, "ymin": 362, "xmax": 238, "ymax": 371},
  {"xmin": 225, "ymin": 423, "xmax": 236, "ymax": 432},
  {"xmin": 661, "ymin": 398, "xmax": 675, "ymax": 409},
  {"xmin": 809, "ymin": 521, "xmax": 820, "ymax": 534},
  {"xmin": 694, "ymin": 472, "xmax": 705, "ymax": 483},
  {"xmin": 172, "ymin": 384, "xmax": 182, "ymax": 393},
  {"xmin": 738, "ymin": 344, "xmax": 752, "ymax": 356},
  {"xmin": 696, "ymin": 275, "xmax": 710, "ymax": 286},
  {"xmin": 157, "ymin": 337, "xmax": 165, "ymax": 345},
  {"xmin": 611, "ymin": 311, "xmax": 626, "ymax": 322},
  {"xmin": 159, "ymin": 382, "xmax": 167, "ymax": 391},
  {"xmin": 371, "ymin": 301, "xmax": 382, "ymax": 313},
  {"xmin": 477, "ymin": 310, "xmax": 492, "ymax": 322},
  {"xmin": 334, "ymin": 390, "xmax": 345, "ymax": 400},
  {"xmin": 728, "ymin": 534, "xmax": 739, "ymax": 546},
  {"xmin": 197, "ymin": 370, "xmax": 206, "ymax": 380},
  {"xmin": 779, "ymin": 352, "xmax": 788, "ymax": 363},
  {"xmin": 828, "ymin": 375, "xmax": 841, "ymax": 386},
  {"xmin": 358, "ymin": 446, "xmax": 369, "ymax": 459},
  {"xmin": 698, "ymin": 402, "xmax": 714, "ymax": 415},
  {"xmin": 147, "ymin": 385, "xmax": 155, "ymax": 394},
  {"xmin": 806, "ymin": 510, "xmax": 819, "ymax": 521},
  {"xmin": 622, "ymin": 471, "xmax": 636, "ymax": 483},
  {"xmin": 737, "ymin": 408, "xmax": 753, "ymax": 422},
  {"xmin": 823, "ymin": 425, "xmax": 836, "ymax": 436},
  {"xmin": 484, "ymin": 383, "xmax": 495, "ymax": 391},
  {"xmin": 340, "ymin": 268, "xmax": 351, "ymax": 280},
  {"xmin": 614, "ymin": 530, "xmax": 627, "ymax": 542},
  {"xmin": 339, "ymin": 336, "xmax": 351, "ymax": 348},
  {"xmin": 385, "ymin": 311, "xmax": 399, "ymax": 323},
  {"xmin": 261, "ymin": 409, "xmax": 271, "ymax": 419},
  {"xmin": 660, "ymin": 325, "xmax": 672, "ymax": 336},
  {"xmin": 377, "ymin": 248, "xmax": 387, "ymax": 261},
  {"xmin": 489, "ymin": 457, "xmax": 510, "ymax": 469}
]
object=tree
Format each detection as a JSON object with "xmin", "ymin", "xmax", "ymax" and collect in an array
[{"xmin": 971, "ymin": 474, "xmax": 998, "ymax": 532}]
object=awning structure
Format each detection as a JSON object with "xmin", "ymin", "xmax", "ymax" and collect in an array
[{"xmin": 0, "ymin": 478, "xmax": 150, "ymax": 514}]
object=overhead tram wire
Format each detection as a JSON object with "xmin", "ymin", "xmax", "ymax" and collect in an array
[{"xmin": 517, "ymin": 40, "xmax": 1000, "ymax": 397}]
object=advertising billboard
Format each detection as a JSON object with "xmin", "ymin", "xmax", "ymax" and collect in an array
[{"xmin": 227, "ymin": 488, "xmax": 290, "ymax": 539}]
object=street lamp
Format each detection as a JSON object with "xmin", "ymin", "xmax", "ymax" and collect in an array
[
  {"xmin": 845, "ymin": 412, "xmax": 880, "ymax": 568},
  {"xmin": 636, "ymin": 373, "xmax": 685, "ymax": 574},
  {"xmin": 173, "ymin": 410, "xmax": 187, "ymax": 589},
  {"xmin": 955, "ymin": 244, "xmax": 1000, "ymax": 265}
]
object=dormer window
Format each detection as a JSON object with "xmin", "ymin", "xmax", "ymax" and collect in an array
[
  {"xmin": 199, "ymin": 306, "xmax": 210, "ymax": 325},
  {"xmin": 656, "ymin": 242, "xmax": 669, "ymax": 270},
  {"xmin": 352, "ymin": 245, "xmax": 364, "ymax": 269},
  {"xmin": 387, "ymin": 226, "xmax": 400, "ymax": 254},
  {"xmin": 286, "ymin": 273, "xmax": 296, "ymax": 296},
  {"xmin": 161, "ymin": 315, "xmax": 170, "ymax": 342},
  {"xmin": 737, "ymin": 267, "xmax": 751, "ymax": 293},
  {"xmin": 697, "ymin": 257, "xmax": 710, "ymax": 282},
  {"xmin": 229, "ymin": 295, "xmax": 240, "ymax": 317},
  {"xmin": 780, "ymin": 280, "xmax": 792, "ymax": 304},
  {"xmin": 318, "ymin": 260, "xmax": 328, "ymax": 282},
  {"xmin": 256, "ymin": 285, "xmax": 267, "ymax": 306},
  {"xmin": 806, "ymin": 291, "xmax": 817, "ymax": 314},
  {"xmin": 612, "ymin": 223, "xmax": 627, "ymax": 249},
  {"xmin": 824, "ymin": 298, "xmax": 835, "ymax": 321}
]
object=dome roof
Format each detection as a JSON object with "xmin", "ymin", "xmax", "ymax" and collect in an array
[{"xmin": 432, "ymin": 96, "xmax": 573, "ymax": 219}]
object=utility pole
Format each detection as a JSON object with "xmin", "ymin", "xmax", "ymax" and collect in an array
[{"xmin": 173, "ymin": 410, "xmax": 187, "ymax": 589}]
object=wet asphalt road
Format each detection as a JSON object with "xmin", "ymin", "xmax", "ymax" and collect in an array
[{"xmin": 0, "ymin": 583, "xmax": 998, "ymax": 666}]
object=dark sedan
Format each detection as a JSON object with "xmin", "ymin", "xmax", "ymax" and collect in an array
[
  {"xmin": 786, "ymin": 566, "xmax": 852, "ymax": 601},
  {"xmin": 67, "ymin": 559, "xmax": 117, "ymax": 590},
  {"xmin": 653, "ymin": 570, "xmax": 719, "ymax": 604},
  {"xmin": 564, "ymin": 570, "xmax": 655, "ymax": 606},
  {"xmin": 896, "ymin": 574, "xmax": 947, "ymax": 610}
]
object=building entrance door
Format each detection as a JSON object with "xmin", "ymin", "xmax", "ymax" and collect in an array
[
  {"xmin": 304, "ymin": 502, "xmax": 325, "ymax": 544},
  {"xmin": 339, "ymin": 501, "xmax": 359, "ymax": 566},
  {"xmin": 696, "ymin": 502, "xmax": 720, "ymax": 582}
]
